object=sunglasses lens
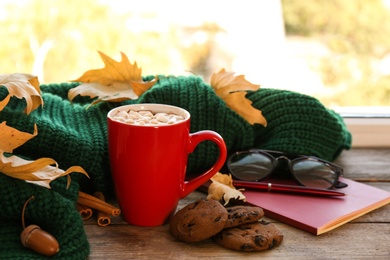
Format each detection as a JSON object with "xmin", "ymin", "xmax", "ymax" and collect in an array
[
  {"xmin": 292, "ymin": 160, "xmax": 337, "ymax": 189},
  {"xmin": 228, "ymin": 152, "xmax": 273, "ymax": 181}
]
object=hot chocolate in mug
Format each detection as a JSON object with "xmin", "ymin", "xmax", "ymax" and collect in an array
[{"xmin": 107, "ymin": 103, "xmax": 227, "ymax": 226}]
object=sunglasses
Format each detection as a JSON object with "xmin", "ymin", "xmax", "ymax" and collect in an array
[{"xmin": 226, "ymin": 149, "xmax": 348, "ymax": 190}]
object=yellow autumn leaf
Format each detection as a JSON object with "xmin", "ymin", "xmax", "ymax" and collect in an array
[
  {"xmin": 207, "ymin": 172, "xmax": 246, "ymax": 205},
  {"xmin": 0, "ymin": 152, "xmax": 89, "ymax": 189},
  {"xmin": 0, "ymin": 122, "xmax": 38, "ymax": 153},
  {"xmin": 210, "ymin": 68, "xmax": 267, "ymax": 126},
  {"xmin": 0, "ymin": 153, "xmax": 57, "ymax": 180},
  {"xmin": 68, "ymin": 51, "xmax": 157, "ymax": 105},
  {"xmin": 28, "ymin": 165, "xmax": 89, "ymax": 189},
  {"xmin": 0, "ymin": 73, "xmax": 43, "ymax": 114}
]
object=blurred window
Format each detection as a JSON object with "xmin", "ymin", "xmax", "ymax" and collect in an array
[{"xmin": 1, "ymin": 0, "xmax": 389, "ymax": 146}]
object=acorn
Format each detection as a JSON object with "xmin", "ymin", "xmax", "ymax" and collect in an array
[{"xmin": 20, "ymin": 196, "xmax": 60, "ymax": 256}]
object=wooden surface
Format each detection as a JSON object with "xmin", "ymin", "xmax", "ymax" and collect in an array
[{"xmin": 85, "ymin": 148, "xmax": 390, "ymax": 259}]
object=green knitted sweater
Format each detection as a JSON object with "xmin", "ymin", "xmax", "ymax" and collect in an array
[{"xmin": 0, "ymin": 75, "xmax": 351, "ymax": 259}]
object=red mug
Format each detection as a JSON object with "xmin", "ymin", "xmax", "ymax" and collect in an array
[{"xmin": 107, "ymin": 103, "xmax": 227, "ymax": 226}]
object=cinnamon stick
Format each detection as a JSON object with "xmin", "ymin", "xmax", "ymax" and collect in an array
[
  {"xmin": 76, "ymin": 203, "xmax": 93, "ymax": 220},
  {"xmin": 77, "ymin": 191, "xmax": 121, "ymax": 217},
  {"xmin": 93, "ymin": 191, "xmax": 111, "ymax": 226}
]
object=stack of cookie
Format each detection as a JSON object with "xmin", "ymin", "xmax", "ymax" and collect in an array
[{"xmin": 169, "ymin": 199, "xmax": 283, "ymax": 252}]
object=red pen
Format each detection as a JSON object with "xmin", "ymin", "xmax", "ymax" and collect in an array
[{"xmin": 232, "ymin": 180, "xmax": 345, "ymax": 197}]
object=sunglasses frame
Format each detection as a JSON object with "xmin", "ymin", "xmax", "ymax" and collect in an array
[{"xmin": 227, "ymin": 149, "xmax": 347, "ymax": 189}]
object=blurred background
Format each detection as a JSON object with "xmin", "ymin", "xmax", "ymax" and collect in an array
[{"xmin": 1, "ymin": 0, "xmax": 390, "ymax": 112}]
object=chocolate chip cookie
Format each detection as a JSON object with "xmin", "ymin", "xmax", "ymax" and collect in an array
[
  {"xmin": 169, "ymin": 199, "xmax": 228, "ymax": 242},
  {"xmin": 213, "ymin": 220, "xmax": 283, "ymax": 252},
  {"xmin": 224, "ymin": 206, "xmax": 264, "ymax": 228}
]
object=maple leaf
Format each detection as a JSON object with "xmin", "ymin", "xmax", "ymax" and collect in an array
[
  {"xmin": 0, "ymin": 152, "xmax": 89, "ymax": 189},
  {"xmin": 0, "ymin": 122, "xmax": 38, "ymax": 153},
  {"xmin": 68, "ymin": 51, "xmax": 157, "ymax": 105},
  {"xmin": 0, "ymin": 73, "xmax": 43, "ymax": 114},
  {"xmin": 210, "ymin": 68, "xmax": 267, "ymax": 126},
  {"xmin": 207, "ymin": 172, "xmax": 246, "ymax": 205}
]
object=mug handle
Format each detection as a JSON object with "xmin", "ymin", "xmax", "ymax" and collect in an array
[{"xmin": 180, "ymin": 130, "xmax": 227, "ymax": 198}]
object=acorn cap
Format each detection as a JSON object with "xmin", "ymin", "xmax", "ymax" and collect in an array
[{"xmin": 20, "ymin": 225, "xmax": 40, "ymax": 247}]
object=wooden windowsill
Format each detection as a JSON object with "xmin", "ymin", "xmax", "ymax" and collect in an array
[{"xmin": 84, "ymin": 148, "xmax": 390, "ymax": 259}]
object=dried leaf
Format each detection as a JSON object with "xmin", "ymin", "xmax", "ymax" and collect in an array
[
  {"xmin": 210, "ymin": 68, "xmax": 267, "ymax": 126},
  {"xmin": 0, "ymin": 73, "xmax": 43, "ymax": 114},
  {"xmin": 0, "ymin": 152, "xmax": 89, "ymax": 189},
  {"xmin": 68, "ymin": 51, "xmax": 157, "ymax": 104},
  {"xmin": 28, "ymin": 165, "xmax": 89, "ymax": 189},
  {"xmin": 0, "ymin": 122, "xmax": 38, "ymax": 153},
  {"xmin": 207, "ymin": 172, "xmax": 246, "ymax": 205}
]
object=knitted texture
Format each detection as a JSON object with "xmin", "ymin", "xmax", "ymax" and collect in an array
[
  {"xmin": 0, "ymin": 82, "xmax": 118, "ymax": 193},
  {"xmin": 247, "ymin": 89, "xmax": 351, "ymax": 161},
  {"xmin": 0, "ymin": 174, "xmax": 89, "ymax": 259},
  {"xmin": 0, "ymin": 75, "xmax": 352, "ymax": 258}
]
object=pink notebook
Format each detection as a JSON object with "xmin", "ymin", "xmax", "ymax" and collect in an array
[{"xmin": 243, "ymin": 177, "xmax": 390, "ymax": 235}]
